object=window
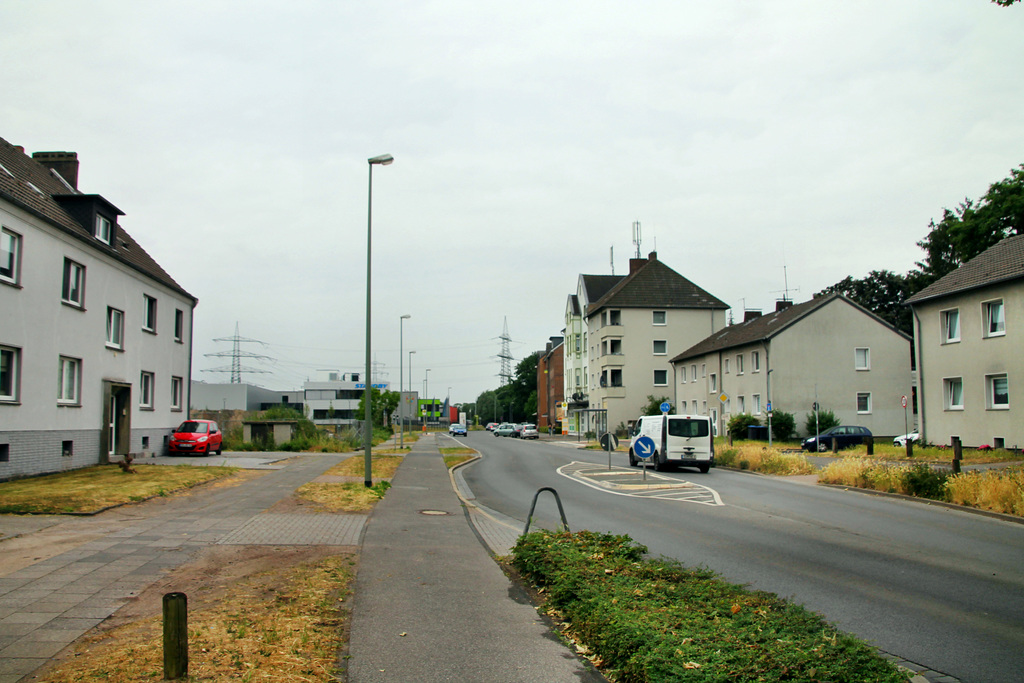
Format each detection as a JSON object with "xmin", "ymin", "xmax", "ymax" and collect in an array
[
  {"xmin": 691, "ymin": 364, "xmax": 697, "ymax": 382},
  {"xmin": 1, "ymin": 228, "xmax": 21, "ymax": 285},
  {"xmin": 738, "ymin": 395, "xmax": 745, "ymax": 413},
  {"xmin": 174, "ymin": 309, "xmax": 184, "ymax": 342},
  {"xmin": 724, "ymin": 358, "xmax": 730, "ymax": 374},
  {"xmin": 856, "ymin": 392, "xmax": 871, "ymax": 414},
  {"xmin": 653, "ymin": 340, "xmax": 667, "ymax": 355},
  {"xmin": 984, "ymin": 300, "xmax": 1005, "ymax": 338},
  {"xmin": 710, "ymin": 373, "xmax": 717, "ymax": 392},
  {"xmin": 654, "ymin": 369, "xmax": 668, "ymax": 386},
  {"xmin": 1, "ymin": 345, "xmax": 20, "ymax": 402},
  {"xmin": 680, "ymin": 366, "xmax": 687, "ymax": 382},
  {"xmin": 106, "ymin": 308, "xmax": 124, "ymax": 349},
  {"xmin": 62, "ymin": 441, "xmax": 73, "ymax": 457},
  {"xmin": 609, "ymin": 310, "xmax": 621, "ymax": 325},
  {"xmin": 701, "ymin": 364, "xmax": 706, "ymax": 378},
  {"xmin": 171, "ymin": 376, "xmax": 183, "ymax": 411},
  {"xmin": 652, "ymin": 311, "xmax": 666, "ymax": 325},
  {"xmin": 143, "ymin": 295, "xmax": 157, "ymax": 333},
  {"xmin": 62, "ymin": 258, "xmax": 85, "ymax": 307},
  {"xmin": 942, "ymin": 309, "xmax": 960, "ymax": 343},
  {"xmin": 752, "ymin": 351, "xmax": 760, "ymax": 372},
  {"xmin": 753, "ymin": 394, "xmax": 761, "ymax": 414},
  {"xmin": 610, "ymin": 369, "xmax": 622, "ymax": 387},
  {"xmin": 736, "ymin": 354, "xmax": 744, "ymax": 375},
  {"xmin": 58, "ymin": 356, "xmax": 81, "ymax": 404},
  {"xmin": 987, "ymin": 374, "xmax": 1009, "ymax": 409},
  {"xmin": 140, "ymin": 371, "xmax": 154, "ymax": 409},
  {"xmin": 575, "ymin": 335, "xmax": 581, "ymax": 352},
  {"xmin": 944, "ymin": 377, "xmax": 964, "ymax": 410},
  {"xmin": 95, "ymin": 215, "xmax": 112, "ymax": 244},
  {"xmin": 609, "ymin": 339, "xmax": 622, "ymax": 354},
  {"xmin": 679, "ymin": 401, "xmax": 687, "ymax": 413},
  {"xmin": 702, "ymin": 400, "xmax": 707, "ymax": 414},
  {"xmin": 575, "ymin": 369, "xmax": 581, "ymax": 387},
  {"xmin": 855, "ymin": 348, "xmax": 870, "ymax": 370}
]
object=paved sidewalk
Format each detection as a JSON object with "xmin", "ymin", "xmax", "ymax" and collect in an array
[
  {"xmin": 0, "ymin": 454, "xmax": 357, "ymax": 683},
  {"xmin": 348, "ymin": 435, "xmax": 604, "ymax": 682}
]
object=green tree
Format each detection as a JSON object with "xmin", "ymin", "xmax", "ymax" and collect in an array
[
  {"xmin": 816, "ymin": 270, "xmax": 914, "ymax": 334},
  {"xmin": 770, "ymin": 410, "xmax": 796, "ymax": 441},
  {"xmin": 357, "ymin": 388, "xmax": 400, "ymax": 427},
  {"xmin": 475, "ymin": 390, "xmax": 500, "ymax": 423},
  {"xmin": 641, "ymin": 395, "xmax": 672, "ymax": 416},
  {"xmin": 804, "ymin": 409, "xmax": 839, "ymax": 436},
  {"xmin": 727, "ymin": 413, "xmax": 761, "ymax": 439}
]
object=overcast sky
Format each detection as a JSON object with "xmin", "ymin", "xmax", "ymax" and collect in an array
[{"xmin": 3, "ymin": 1, "xmax": 1022, "ymax": 405}]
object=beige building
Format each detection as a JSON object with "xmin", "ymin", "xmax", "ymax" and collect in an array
[
  {"xmin": 578, "ymin": 252, "xmax": 728, "ymax": 433},
  {"xmin": 906, "ymin": 234, "xmax": 1023, "ymax": 449},
  {"xmin": 671, "ymin": 294, "xmax": 912, "ymax": 438}
]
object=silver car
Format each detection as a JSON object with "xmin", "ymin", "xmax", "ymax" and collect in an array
[{"xmin": 520, "ymin": 424, "xmax": 539, "ymax": 439}]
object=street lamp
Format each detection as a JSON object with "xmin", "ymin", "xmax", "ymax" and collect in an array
[
  {"xmin": 408, "ymin": 350, "xmax": 416, "ymax": 428},
  {"xmin": 399, "ymin": 314, "xmax": 410, "ymax": 449},
  {"xmin": 364, "ymin": 152, "xmax": 394, "ymax": 488}
]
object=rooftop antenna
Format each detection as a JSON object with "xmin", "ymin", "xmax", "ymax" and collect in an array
[
  {"xmin": 610, "ymin": 245, "xmax": 614, "ymax": 275},
  {"xmin": 632, "ymin": 220, "xmax": 642, "ymax": 259},
  {"xmin": 769, "ymin": 266, "xmax": 800, "ymax": 302}
]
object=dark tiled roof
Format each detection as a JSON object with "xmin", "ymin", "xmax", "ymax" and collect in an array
[
  {"xmin": 667, "ymin": 293, "xmax": 911, "ymax": 362},
  {"xmin": 587, "ymin": 256, "xmax": 727, "ymax": 316},
  {"xmin": 567, "ymin": 294, "xmax": 581, "ymax": 317},
  {"xmin": 580, "ymin": 274, "xmax": 623, "ymax": 304},
  {"xmin": 0, "ymin": 137, "xmax": 195, "ymax": 302},
  {"xmin": 905, "ymin": 233, "xmax": 1024, "ymax": 305}
]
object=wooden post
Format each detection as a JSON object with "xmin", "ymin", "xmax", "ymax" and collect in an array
[
  {"xmin": 952, "ymin": 436, "xmax": 962, "ymax": 474},
  {"xmin": 163, "ymin": 592, "xmax": 188, "ymax": 680},
  {"xmin": 866, "ymin": 436, "xmax": 874, "ymax": 456},
  {"xmin": 727, "ymin": 432, "xmax": 733, "ymax": 447},
  {"xmin": 831, "ymin": 436, "xmax": 838, "ymax": 454},
  {"xmin": 906, "ymin": 439, "xmax": 913, "ymax": 458}
]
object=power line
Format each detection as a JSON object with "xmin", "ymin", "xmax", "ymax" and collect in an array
[
  {"xmin": 202, "ymin": 322, "xmax": 272, "ymax": 383},
  {"xmin": 498, "ymin": 317, "xmax": 514, "ymax": 386}
]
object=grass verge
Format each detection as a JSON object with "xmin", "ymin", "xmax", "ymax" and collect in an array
[
  {"xmin": 512, "ymin": 530, "xmax": 909, "ymax": 683},
  {"xmin": 0, "ymin": 465, "xmax": 238, "ymax": 514},
  {"xmin": 35, "ymin": 553, "xmax": 355, "ymax": 682},
  {"xmin": 820, "ymin": 459, "xmax": 1024, "ymax": 515},
  {"xmin": 293, "ymin": 454, "xmax": 400, "ymax": 512},
  {"xmin": 440, "ymin": 447, "xmax": 475, "ymax": 469},
  {"xmin": 715, "ymin": 445, "xmax": 815, "ymax": 475}
]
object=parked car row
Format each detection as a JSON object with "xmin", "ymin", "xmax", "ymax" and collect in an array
[{"xmin": 491, "ymin": 422, "xmax": 539, "ymax": 439}]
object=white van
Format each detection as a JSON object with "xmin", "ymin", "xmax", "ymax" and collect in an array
[{"xmin": 628, "ymin": 414, "xmax": 715, "ymax": 473}]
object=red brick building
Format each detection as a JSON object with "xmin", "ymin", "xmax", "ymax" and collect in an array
[{"xmin": 536, "ymin": 336, "xmax": 564, "ymax": 431}]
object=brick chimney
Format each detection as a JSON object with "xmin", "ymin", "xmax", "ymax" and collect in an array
[
  {"xmin": 32, "ymin": 151, "xmax": 79, "ymax": 190},
  {"xmin": 629, "ymin": 251, "xmax": 658, "ymax": 274},
  {"xmin": 775, "ymin": 299, "xmax": 793, "ymax": 312},
  {"xmin": 744, "ymin": 309, "xmax": 763, "ymax": 322}
]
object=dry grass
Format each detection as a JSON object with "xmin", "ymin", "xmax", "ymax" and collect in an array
[
  {"xmin": 818, "ymin": 459, "xmax": 907, "ymax": 492},
  {"xmin": 718, "ymin": 444, "xmax": 816, "ymax": 475},
  {"xmin": 36, "ymin": 554, "xmax": 355, "ymax": 682},
  {"xmin": 0, "ymin": 465, "xmax": 238, "ymax": 514},
  {"xmin": 295, "ymin": 482, "xmax": 385, "ymax": 512},
  {"xmin": 322, "ymin": 455, "xmax": 402, "ymax": 479},
  {"xmin": 946, "ymin": 467, "xmax": 1024, "ymax": 515},
  {"xmin": 830, "ymin": 442, "xmax": 1020, "ymax": 465}
]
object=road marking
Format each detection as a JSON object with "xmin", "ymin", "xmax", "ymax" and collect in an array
[{"xmin": 557, "ymin": 462, "xmax": 724, "ymax": 506}]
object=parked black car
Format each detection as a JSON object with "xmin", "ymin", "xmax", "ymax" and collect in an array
[{"xmin": 803, "ymin": 425, "xmax": 872, "ymax": 452}]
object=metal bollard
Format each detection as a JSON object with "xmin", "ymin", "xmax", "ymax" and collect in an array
[
  {"xmin": 866, "ymin": 436, "xmax": 874, "ymax": 456},
  {"xmin": 163, "ymin": 592, "xmax": 188, "ymax": 680},
  {"xmin": 952, "ymin": 436, "xmax": 962, "ymax": 474}
]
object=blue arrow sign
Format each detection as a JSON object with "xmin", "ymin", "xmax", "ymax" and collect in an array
[{"xmin": 634, "ymin": 435, "xmax": 656, "ymax": 460}]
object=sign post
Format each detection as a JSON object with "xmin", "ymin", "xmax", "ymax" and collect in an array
[{"xmin": 633, "ymin": 434, "xmax": 656, "ymax": 482}]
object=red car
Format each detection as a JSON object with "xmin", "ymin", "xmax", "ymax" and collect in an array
[{"xmin": 169, "ymin": 419, "xmax": 223, "ymax": 456}]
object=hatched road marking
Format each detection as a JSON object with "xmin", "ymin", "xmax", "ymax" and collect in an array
[{"xmin": 557, "ymin": 461, "xmax": 724, "ymax": 506}]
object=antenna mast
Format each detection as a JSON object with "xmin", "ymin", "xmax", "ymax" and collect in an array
[
  {"xmin": 632, "ymin": 220, "xmax": 642, "ymax": 258},
  {"xmin": 498, "ymin": 317, "xmax": 514, "ymax": 386},
  {"xmin": 610, "ymin": 245, "xmax": 614, "ymax": 275}
]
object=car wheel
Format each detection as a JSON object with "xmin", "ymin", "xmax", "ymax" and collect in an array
[
  {"xmin": 628, "ymin": 451, "xmax": 637, "ymax": 467},
  {"xmin": 817, "ymin": 443, "xmax": 829, "ymax": 453},
  {"xmin": 698, "ymin": 463, "xmax": 710, "ymax": 474}
]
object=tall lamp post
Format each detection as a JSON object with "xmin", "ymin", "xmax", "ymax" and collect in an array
[
  {"xmin": 364, "ymin": 153, "xmax": 394, "ymax": 488},
  {"xmin": 399, "ymin": 314, "xmax": 410, "ymax": 449},
  {"xmin": 408, "ymin": 350, "xmax": 416, "ymax": 429}
]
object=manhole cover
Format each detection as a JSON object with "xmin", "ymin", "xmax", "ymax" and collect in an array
[{"xmin": 420, "ymin": 510, "xmax": 449, "ymax": 516}]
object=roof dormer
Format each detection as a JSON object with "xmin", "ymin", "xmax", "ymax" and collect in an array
[{"xmin": 50, "ymin": 193, "xmax": 125, "ymax": 248}]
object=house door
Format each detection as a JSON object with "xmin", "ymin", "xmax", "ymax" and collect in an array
[{"xmin": 102, "ymin": 382, "xmax": 131, "ymax": 461}]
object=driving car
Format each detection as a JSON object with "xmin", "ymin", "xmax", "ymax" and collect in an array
[
  {"xmin": 493, "ymin": 423, "xmax": 516, "ymax": 437},
  {"xmin": 485, "ymin": 422, "xmax": 499, "ymax": 431},
  {"xmin": 448, "ymin": 423, "xmax": 468, "ymax": 437},
  {"xmin": 520, "ymin": 424, "xmax": 539, "ymax": 439},
  {"xmin": 802, "ymin": 425, "xmax": 872, "ymax": 452},
  {"xmin": 893, "ymin": 431, "xmax": 920, "ymax": 447},
  {"xmin": 169, "ymin": 419, "xmax": 223, "ymax": 456}
]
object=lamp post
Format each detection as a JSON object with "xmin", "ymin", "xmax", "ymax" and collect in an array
[
  {"xmin": 364, "ymin": 153, "xmax": 394, "ymax": 488},
  {"xmin": 399, "ymin": 314, "xmax": 410, "ymax": 449},
  {"xmin": 425, "ymin": 368, "xmax": 432, "ymax": 426}
]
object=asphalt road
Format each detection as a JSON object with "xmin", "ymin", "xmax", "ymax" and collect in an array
[{"xmin": 460, "ymin": 431, "xmax": 1024, "ymax": 683}]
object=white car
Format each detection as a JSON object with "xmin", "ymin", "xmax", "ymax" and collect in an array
[
  {"xmin": 520, "ymin": 424, "xmax": 539, "ymax": 439},
  {"xmin": 893, "ymin": 432, "xmax": 920, "ymax": 447}
]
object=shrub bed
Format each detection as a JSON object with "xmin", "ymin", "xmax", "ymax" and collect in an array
[
  {"xmin": 715, "ymin": 445, "xmax": 815, "ymax": 475},
  {"xmin": 512, "ymin": 530, "xmax": 908, "ymax": 683}
]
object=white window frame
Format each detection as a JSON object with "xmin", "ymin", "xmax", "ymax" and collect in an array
[
  {"xmin": 95, "ymin": 214, "xmax": 112, "ymax": 244},
  {"xmin": 679, "ymin": 401, "xmax": 687, "ymax": 413},
  {"xmin": 736, "ymin": 354, "xmax": 744, "ymax": 375},
  {"xmin": 701, "ymin": 363, "xmax": 706, "ymax": 378},
  {"xmin": 856, "ymin": 392, "xmax": 872, "ymax": 414},
  {"xmin": 0, "ymin": 345, "xmax": 20, "ymax": 402},
  {"xmin": 652, "ymin": 310, "xmax": 667, "ymax": 326},
  {"xmin": 942, "ymin": 308, "xmax": 960, "ymax": 344},
  {"xmin": 1, "ymin": 227, "xmax": 21, "ymax": 286},
  {"xmin": 174, "ymin": 309, "xmax": 184, "ymax": 342},
  {"xmin": 944, "ymin": 377, "xmax": 964, "ymax": 411},
  {"xmin": 691, "ymin": 364, "xmax": 697, "ymax": 382},
  {"xmin": 738, "ymin": 395, "xmax": 745, "ymax": 413},
  {"xmin": 724, "ymin": 358, "xmax": 730, "ymax": 374},
  {"xmin": 62, "ymin": 258, "xmax": 86, "ymax": 307},
  {"xmin": 680, "ymin": 366, "xmax": 687, "ymax": 383},
  {"xmin": 753, "ymin": 393, "xmax": 761, "ymax": 414},
  {"xmin": 752, "ymin": 351, "xmax": 760, "ymax": 372},
  {"xmin": 709, "ymin": 373, "xmax": 717, "ymax": 393},
  {"xmin": 653, "ymin": 340, "xmax": 667, "ymax": 355},
  {"xmin": 653, "ymin": 369, "xmax": 668, "ymax": 386},
  {"xmin": 855, "ymin": 347, "xmax": 870, "ymax": 371},
  {"xmin": 140, "ymin": 371, "xmax": 155, "ymax": 409},
  {"xmin": 106, "ymin": 307, "xmax": 124, "ymax": 350},
  {"xmin": 987, "ymin": 374, "xmax": 1009, "ymax": 410},
  {"xmin": 58, "ymin": 356, "xmax": 81, "ymax": 405},
  {"xmin": 143, "ymin": 295, "xmax": 158, "ymax": 333},
  {"xmin": 171, "ymin": 376, "xmax": 183, "ymax": 411},
  {"xmin": 984, "ymin": 300, "xmax": 1005, "ymax": 338}
]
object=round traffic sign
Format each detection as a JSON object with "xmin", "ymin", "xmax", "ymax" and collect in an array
[
  {"xmin": 901, "ymin": 395, "xmax": 908, "ymax": 408},
  {"xmin": 633, "ymin": 435, "xmax": 656, "ymax": 460},
  {"xmin": 660, "ymin": 401, "xmax": 671, "ymax": 414},
  {"xmin": 600, "ymin": 432, "xmax": 619, "ymax": 451}
]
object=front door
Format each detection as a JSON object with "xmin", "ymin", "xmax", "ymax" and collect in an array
[{"xmin": 102, "ymin": 382, "xmax": 131, "ymax": 462}]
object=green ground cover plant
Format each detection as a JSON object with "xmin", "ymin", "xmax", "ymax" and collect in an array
[
  {"xmin": 0, "ymin": 464, "xmax": 237, "ymax": 514},
  {"xmin": 512, "ymin": 530, "xmax": 909, "ymax": 683}
]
